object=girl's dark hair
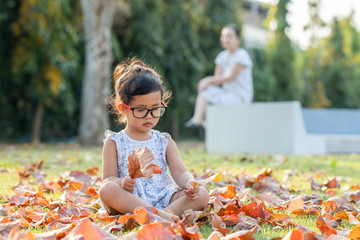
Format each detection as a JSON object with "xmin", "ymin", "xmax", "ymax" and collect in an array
[
  {"xmin": 110, "ymin": 58, "xmax": 171, "ymax": 123},
  {"xmin": 224, "ymin": 23, "xmax": 241, "ymax": 38}
]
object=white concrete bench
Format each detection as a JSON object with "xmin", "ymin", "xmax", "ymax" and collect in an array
[{"xmin": 205, "ymin": 101, "xmax": 326, "ymax": 155}]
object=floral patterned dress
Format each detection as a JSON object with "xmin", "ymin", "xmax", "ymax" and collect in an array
[{"xmin": 104, "ymin": 130, "xmax": 177, "ymax": 209}]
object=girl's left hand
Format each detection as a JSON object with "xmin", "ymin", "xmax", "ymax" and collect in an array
[{"xmin": 183, "ymin": 181, "xmax": 199, "ymax": 200}]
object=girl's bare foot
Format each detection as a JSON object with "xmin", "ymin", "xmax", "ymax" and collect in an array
[{"xmin": 158, "ymin": 209, "xmax": 179, "ymax": 222}]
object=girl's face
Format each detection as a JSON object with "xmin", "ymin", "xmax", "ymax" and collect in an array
[
  {"xmin": 124, "ymin": 90, "xmax": 163, "ymax": 134},
  {"xmin": 220, "ymin": 27, "xmax": 241, "ymax": 52}
]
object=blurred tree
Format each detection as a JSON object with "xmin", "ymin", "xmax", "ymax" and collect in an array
[
  {"xmin": 79, "ymin": 0, "xmax": 117, "ymax": 146},
  {"xmin": 123, "ymin": 0, "xmax": 165, "ymax": 69},
  {"xmin": 321, "ymin": 18, "xmax": 348, "ymax": 108},
  {"xmin": 300, "ymin": 0, "xmax": 330, "ymax": 108},
  {"xmin": 0, "ymin": 0, "xmax": 21, "ymax": 141},
  {"xmin": 197, "ymin": 0, "xmax": 241, "ymax": 76},
  {"xmin": 249, "ymin": 47, "xmax": 277, "ymax": 102},
  {"xmin": 321, "ymin": 16, "xmax": 360, "ymax": 108},
  {"xmin": 265, "ymin": 0, "xmax": 298, "ymax": 100},
  {"xmin": 162, "ymin": 0, "xmax": 205, "ymax": 139},
  {"xmin": 9, "ymin": 0, "xmax": 82, "ymax": 144}
]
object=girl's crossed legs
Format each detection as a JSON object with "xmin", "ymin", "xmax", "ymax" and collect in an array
[{"xmin": 99, "ymin": 181, "xmax": 209, "ymax": 221}]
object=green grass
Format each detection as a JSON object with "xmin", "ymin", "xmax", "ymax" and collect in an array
[{"xmin": 1, "ymin": 142, "xmax": 360, "ymax": 239}]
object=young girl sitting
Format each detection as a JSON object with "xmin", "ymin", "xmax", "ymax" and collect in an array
[{"xmin": 99, "ymin": 59, "xmax": 209, "ymax": 221}]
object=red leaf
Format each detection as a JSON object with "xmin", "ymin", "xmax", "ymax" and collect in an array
[
  {"xmin": 240, "ymin": 202, "xmax": 268, "ymax": 219},
  {"xmin": 128, "ymin": 147, "xmax": 161, "ymax": 179},
  {"xmin": 153, "ymin": 164, "xmax": 162, "ymax": 174},
  {"xmin": 9, "ymin": 195, "xmax": 29, "ymax": 206},
  {"xmin": 62, "ymin": 218, "xmax": 116, "ymax": 240},
  {"xmin": 348, "ymin": 225, "xmax": 360, "ymax": 239},
  {"xmin": 136, "ymin": 222, "xmax": 173, "ymax": 240},
  {"xmin": 220, "ymin": 185, "xmax": 236, "ymax": 199},
  {"xmin": 282, "ymin": 228, "xmax": 303, "ymax": 240},
  {"xmin": 315, "ymin": 215, "xmax": 337, "ymax": 236},
  {"xmin": 86, "ymin": 167, "xmax": 98, "ymax": 176}
]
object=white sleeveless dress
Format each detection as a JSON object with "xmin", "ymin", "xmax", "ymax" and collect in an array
[{"xmin": 104, "ymin": 130, "xmax": 177, "ymax": 209}]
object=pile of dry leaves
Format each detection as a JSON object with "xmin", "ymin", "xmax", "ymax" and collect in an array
[{"xmin": 1, "ymin": 160, "xmax": 360, "ymax": 239}]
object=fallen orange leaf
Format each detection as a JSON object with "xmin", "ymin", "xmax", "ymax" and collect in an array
[
  {"xmin": 287, "ymin": 198, "xmax": 304, "ymax": 215},
  {"xmin": 136, "ymin": 222, "xmax": 173, "ymax": 240},
  {"xmin": 128, "ymin": 147, "xmax": 162, "ymax": 179},
  {"xmin": 348, "ymin": 225, "xmax": 360, "ymax": 239}
]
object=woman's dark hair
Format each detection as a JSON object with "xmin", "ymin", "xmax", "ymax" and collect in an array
[
  {"xmin": 224, "ymin": 23, "xmax": 241, "ymax": 38},
  {"xmin": 110, "ymin": 58, "xmax": 171, "ymax": 123}
]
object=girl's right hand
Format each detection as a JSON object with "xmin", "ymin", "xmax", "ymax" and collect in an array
[{"xmin": 121, "ymin": 175, "xmax": 136, "ymax": 193}]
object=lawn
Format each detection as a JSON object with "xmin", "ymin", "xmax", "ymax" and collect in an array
[{"xmin": 0, "ymin": 142, "xmax": 360, "ymax": 239}]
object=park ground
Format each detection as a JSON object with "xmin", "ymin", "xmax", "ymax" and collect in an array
[{"xmin": 1, "ymin": 142, "xmax": 360, "ymax": 239}]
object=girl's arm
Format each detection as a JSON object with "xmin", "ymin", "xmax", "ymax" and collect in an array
[
  {"xmin": 102, "ymin": 138, "xmax": 123, "ymax": 185},
  {"xmin": 166, "ymin": 138, "xmax": 195, "ymax": 189}
]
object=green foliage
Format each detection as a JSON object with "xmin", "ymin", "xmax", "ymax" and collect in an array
[
  {"xmin": 197, "ymin": 0, "xmax": 241, "ymax": 76},
  {"xmin": 266, "ymin": 0, "xmax": 299, "ymax": 101},
  {"xmin": 122, "ymin": 0, "xmax": 164, "ymax": 68},
  {"xmin": 321, "ymin": 18, "xmax": 360, "ymax": 108},
  {"xmin": 3, "ymin": 0, "xmax": 360, "ymax": 142},
  {"xmin": 249, "ymin": 47, "xmax": 277, "ymax": 101},
  {"xmin": 0, "ymin": 0, "xmax": 83, "ymax": 141}
]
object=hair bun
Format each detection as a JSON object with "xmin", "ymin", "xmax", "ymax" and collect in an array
[{"xmin": 134, "ymin": 67, "xmax": 142, "ymax": 73}]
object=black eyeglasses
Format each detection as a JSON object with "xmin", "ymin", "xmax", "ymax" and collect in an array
[{"xmin": 121, "ymin": 102, "xmax": 167, "ymax": 119}]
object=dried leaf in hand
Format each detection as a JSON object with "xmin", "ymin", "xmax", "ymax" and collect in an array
[{"xmin": 128, "ymin": 147, "xmax": 162, "ymax": 179}]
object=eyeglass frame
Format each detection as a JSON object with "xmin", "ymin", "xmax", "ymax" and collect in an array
[{"xmin": 121, "ymin": 102, "xmax": 167, "ymax": 119}]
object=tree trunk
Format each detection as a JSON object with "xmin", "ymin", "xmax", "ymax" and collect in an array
[
  {"xmin": 79, "ymin": 0, "xmax": 117, "ymax": 146},
  {"xmin": 32, "ymin": 101, "xmax": 44, "ymax": 145}
]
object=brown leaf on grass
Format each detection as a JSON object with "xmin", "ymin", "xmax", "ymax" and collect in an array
[
  {"xmin": 220, "ymin": 185, "xmax": 236, "ymax": 199},
  {"xmin": 207, "ymin": 230, "xmax": 224, "ymax": 240},
  {"xmin": 266, "ymin": 213, "xmax": 295, "ymax": 228},
  {"xmin": 210, "ymin": 214, "xmax": 226, "ymax": 230},
  {"xmin": 211, "ymin": 194, "xmax": 225, "ymax": 211},
  {"xmin": 348, "ymin": 225, "xmax": 360, "ymax": 239},
  {"xmin": 197, "ymin": 173, "xmax": 223, "ymax": 186},
  {"xmin": 8, "ymin": 226, "xmax": 36, "ymax": 240},
  {"xmin": 240, "ymin": 201, "xmax": 269, "ymax": 219},
  {"xmin": 233, "ymin": 212, "xmax": 262, "ymax": 232},
  {"xmin": 182, "ymin": 209, "xmax": 205, "ymax": 225},
  {"xmin": 311, "ymin": 179, "xmax": 323, "ymax": 192},
  {"xmin": 136, "ymin": 222, "xmax": 173, "ymax": 240},
  {"xmin": 323, "ymin": 197, "xmax": 347, "ymax": 214},
  {"xmin": 68, "ymin": 181, "xmax": 83, "ymax": 191},
  {"xmin": 36, "ymin": 223, "xmax": 76, "ymax": 240},
  {"xmin": 220, "ymin": 226, "xmax": 257, "ymax": 240},
  {"xmin": 86, "ymin": 166, "xmax": 98, "ymax": 176},
  {"xmin": 287, "ymin": 198, "xmax": 304, "ymax": 215},
  {"xmin": 324, "ymin": 178, "xmax": 340, "ymax": 189},
  {"xmin": 348, "ymin": 213, "xmax": 360, "ymax": 225},
  {"xmin": 62, "ymin": 218, "xmax": 116, "ymax": 240},
  {"xmin": 255, "ymin": 192, "xmax": 285, "ymax": 208},
  {"xmin": 348, "ymin": 190, "xmax": 360, "ymax": 203},
  {"xmin": 117, "ymin": 206, "xmax": 164, "ymax": 229},
  {"xmin": 0, "ymin": 222, "xmax": 22, "ymax": 237},
  {"xmin": 128, "ymin": 147, "xmax": 162, "ymax": 179},
  {"xmin": 282, "ymin": 228, "xmax": 303, "ymax": 240},
  {"xmin": 254, "ymin": 168, "xmax": 272, "ymax": 180},
  {"xmin": 8, "ymin": 194, "xmax": 29, "ymax": 206},
  {"xmin": 170, "ymin": 220, "xmax": 202, "ymax": 239},
  {"xmin": 316, "ymin": 215, "xmax": 337, "ymax": 236}
]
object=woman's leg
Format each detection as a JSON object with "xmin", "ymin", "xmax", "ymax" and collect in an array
[
  {"xmin": 187, "ymin": 92, "xmax": 208, "ymax": 126},
  {"xmin": 99, "ymin": 182, "xmax": 177, "ymax": 221},
  {"xmin": 165, "ymin": 186, "xmax": 209, "ymax": 216}
]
